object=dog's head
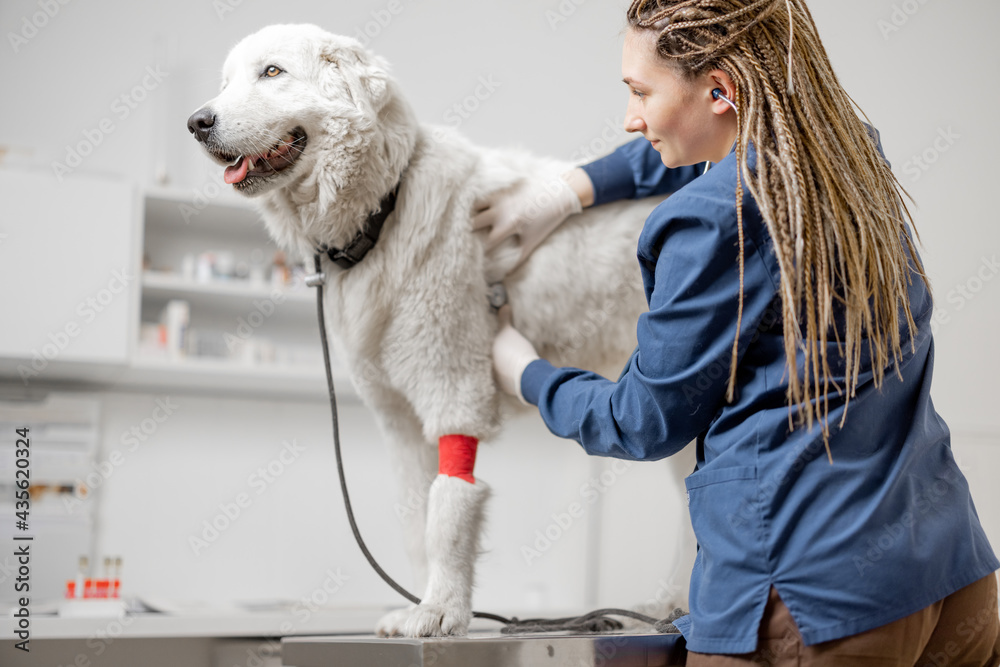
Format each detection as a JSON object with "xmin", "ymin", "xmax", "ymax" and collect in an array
[{"xmin": 187, "ymin": 23, "xmax": 399, "ymax": 199}]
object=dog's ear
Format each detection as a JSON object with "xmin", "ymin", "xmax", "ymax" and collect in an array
[{"xmin": 319, "ymin": 39, "xmax": 389, "ymax": 116}]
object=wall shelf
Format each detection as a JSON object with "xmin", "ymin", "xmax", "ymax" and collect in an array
[
  {"xmin": 133, "ymin": 187, "xmax": 349, "ymax": 401},
  {"xmin": 121, "ymin": 356, "xmax": 350, "ymax": 401},
  {"xmin": 0, "ymin": 179, "xmax": 353, "ymax": 403},
  {"xmin": 142, "ymin": 271, "xmax": 315, "ymax": 306}
]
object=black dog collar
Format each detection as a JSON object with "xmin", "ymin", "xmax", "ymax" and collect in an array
[{"xmin": 318, "ymin": 183, "xmax": 400, "ymax": 270}]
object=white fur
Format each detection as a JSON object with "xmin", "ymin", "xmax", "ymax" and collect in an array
[
  {"xmin": 377, "ymin": 475, "xmax": 489, "ymax": 636},
  {"xmin": 192, "ymin": 23, "xmax": 691, "ymax": 637}
]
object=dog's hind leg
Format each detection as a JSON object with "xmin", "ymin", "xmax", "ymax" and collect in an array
[
  {"xmin": 367, "ymin": 391, "xmax": 438, "ymax": 595},
  {"xmin": 387, "ymin": 431, "xmax": 438, "ymax": 593}
]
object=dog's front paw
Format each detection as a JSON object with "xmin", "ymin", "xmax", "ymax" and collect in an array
[
  {"xmin": 376, "ymin": 605, "xmax": 417, "ymax": 637},
  {"xmin": 375, "ymin": 603, "xmax": 471, "ymax": 637}
]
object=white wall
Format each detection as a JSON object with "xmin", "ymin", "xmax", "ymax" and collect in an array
[
  {"xmin": 1, "ymin": 0, "xmax": 997, "ymax": 618},
  {"xmin": 88, "ymin": 390, "xmax": 612, "ymax": 613}
]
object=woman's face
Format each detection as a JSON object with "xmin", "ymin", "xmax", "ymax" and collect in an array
[{"xmin": 621, "ymin": 29, "xmax": 737, "ymax": 167}]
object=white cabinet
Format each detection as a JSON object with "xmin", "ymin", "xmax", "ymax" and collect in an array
[
  {"xmin": 124, "ymin": 188, "xmax": 343, "ymax": 399},
  {"xmin": 0, "ymin": 169, "xmax": 139, "ymax": 384},
  {"xmin": 0, "ymin": 171, "xmax": 343, "ymax": 400}
]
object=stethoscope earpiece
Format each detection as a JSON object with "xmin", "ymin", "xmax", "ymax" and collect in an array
[{"xmin": 712, "ymin": 88, "xmax": 738, "ymax": 112}]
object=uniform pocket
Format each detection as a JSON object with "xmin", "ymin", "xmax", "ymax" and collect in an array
[
  {"xmin": 684, "ymin": 465, "xmax": 756, "ymax": 491},
  {"xmin": 684, "ymin": 465, "xmax": 765, "ymax": 642},
  {"xmin": 684, "ymin": 466, "xmax": 759, "ymax": 556}
]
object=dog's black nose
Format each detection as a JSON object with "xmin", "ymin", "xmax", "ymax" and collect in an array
[{"xmin": 187, "ymin": 108, "xmax": 216, "ymax": 143}]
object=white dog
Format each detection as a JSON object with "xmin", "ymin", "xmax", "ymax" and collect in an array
[{"xmin": 188, "ymin": 23, "xmax": 692, "ymax": 637}]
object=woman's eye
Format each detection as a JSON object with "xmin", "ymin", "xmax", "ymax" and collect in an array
[
  {"xmin": 264, "ymin": 66, "xmax": 282, "ymax": 78},
  {"xmin": 631, "ymin": 89, "xmax": 645, "ymax": 99}
]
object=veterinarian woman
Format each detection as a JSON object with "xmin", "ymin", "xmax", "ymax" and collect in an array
[{"xmin": 481, "ymin": 1, "xmax": 1000, "ymax": 664}]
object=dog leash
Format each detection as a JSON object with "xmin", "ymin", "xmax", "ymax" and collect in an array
[{"xmin": 307, "ymin": 253, "xmax": 684, "ymax": 635}]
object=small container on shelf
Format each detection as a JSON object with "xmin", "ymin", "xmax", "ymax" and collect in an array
[
  {"xmin": 59, "ymin": 554, "xmax": 126, "ymax": 617},
  {"xmin": 160, "ymin": 300, "xmax": 190, "ymax": 360},
  {"xmin": 215, "ymin": 250, "xmax": 235, "ymax": 280},
  {"xmin": 271, "ymin": 251, "xmax": 290, "ymax": 288},
  {"xmin": 196, "ymin": 252, "xmax": 214, "ymax": 283},
  {"xmin": 181, "ymin": 253, "xmax": 196, "ymax": 281},
  {"xmin": 249, "ymin": 248, "xmax": 266, "ymax": 287}
]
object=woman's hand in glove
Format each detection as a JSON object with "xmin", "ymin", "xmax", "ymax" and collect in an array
[
  {"xmin": 492, "ymin": 305, "xmax": 540, "ymax": 404},
  {"xmin": 472, "ymin": 168, "xmax": 593, "ymax": 269}
]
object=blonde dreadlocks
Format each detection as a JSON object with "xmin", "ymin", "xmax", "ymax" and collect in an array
[{"xmin": 626, "ymin": 0, "xmax": 929, "ymax": 455}]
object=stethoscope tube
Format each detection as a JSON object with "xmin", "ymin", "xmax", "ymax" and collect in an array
[
  {"xmin": 704, "ymin": 89, "xmax": 738, "ymax": 174},
  {"xmin": 712, "ymin": 88, "xmax": 738, "ymax": 113}
]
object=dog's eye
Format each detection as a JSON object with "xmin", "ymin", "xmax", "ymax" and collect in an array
[{"xmin": 263, "ymin": 65, "xmax": 282, "ymax": 78}]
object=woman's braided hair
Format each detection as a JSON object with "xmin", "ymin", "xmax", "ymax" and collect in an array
[{"xmin": 627, "ymin": 0, "xmax": 928, "ymax": 455}]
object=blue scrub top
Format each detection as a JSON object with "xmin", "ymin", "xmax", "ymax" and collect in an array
[{"xmin": 519, "ymin": 136, "xmax": 999, "ymax": 654}]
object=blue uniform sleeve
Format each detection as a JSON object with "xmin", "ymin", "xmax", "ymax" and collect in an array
[
  {"xmin": 580, "ymin": 138, "xmax": 703, "ymax": 206},
  {"xmin": 520, "ymin": 197, "xmax": 779, "ymax": 461}
]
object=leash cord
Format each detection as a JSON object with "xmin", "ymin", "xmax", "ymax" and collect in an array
[{"xmin": 311, "ymin": 254, "xmax": 682, "ymax": 635}]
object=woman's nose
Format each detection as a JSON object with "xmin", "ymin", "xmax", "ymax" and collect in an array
[{"xmin": 624, "ymin": 107, "xmax": 645, "ymax": 133}]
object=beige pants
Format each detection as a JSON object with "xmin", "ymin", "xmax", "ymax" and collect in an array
[{"xmin": 688, "ymin": 574, "xmax": 1000, "ymax": 667}]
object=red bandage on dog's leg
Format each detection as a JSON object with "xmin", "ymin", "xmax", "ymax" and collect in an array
[{"xmin": 438, "ymin": 434, "xmax": 478, "ymax": 484}]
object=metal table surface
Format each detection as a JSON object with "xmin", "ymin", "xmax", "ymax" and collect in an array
[{"xmin": 281, "ymin": 631, "xmax": 687, "ymax": 666}]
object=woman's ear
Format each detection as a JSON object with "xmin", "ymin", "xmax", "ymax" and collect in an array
[{"xmin": 707, "ymin": 69, "xmax": 737, "ymax": 115}]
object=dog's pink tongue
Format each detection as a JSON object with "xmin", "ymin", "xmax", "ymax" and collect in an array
[{"xmin": 224, "ymin": 157, "xmax": 249, "ymax": 184}]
